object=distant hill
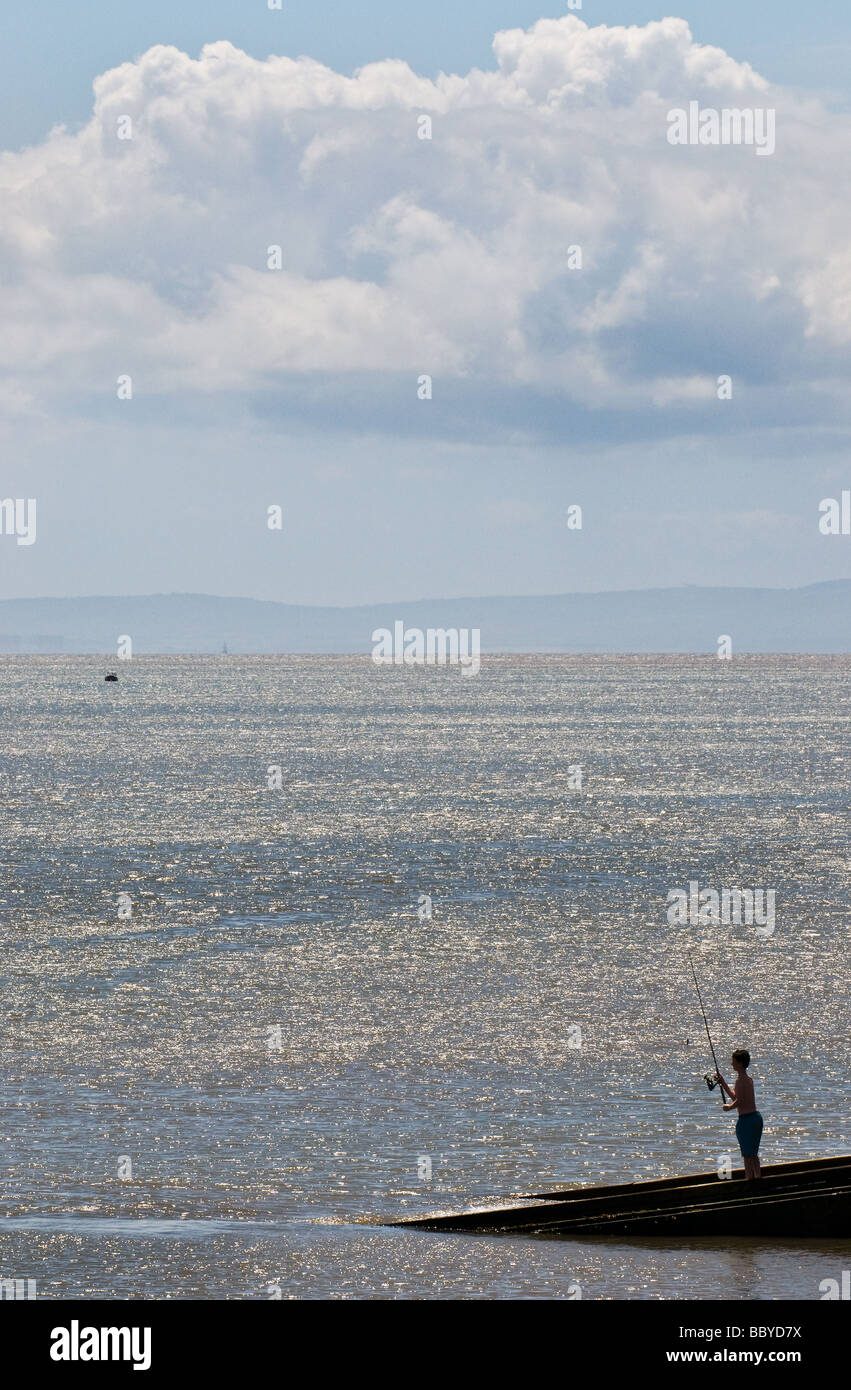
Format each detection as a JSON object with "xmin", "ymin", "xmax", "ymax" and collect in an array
[{"xmin": 0, "ymin": 582, "xmax": 848, "ymax": 653}]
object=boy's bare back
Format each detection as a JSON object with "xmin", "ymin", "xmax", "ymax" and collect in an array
[{"xmin": 730, "ymin": 1071, "xmax": 756, "ymax": 1115}]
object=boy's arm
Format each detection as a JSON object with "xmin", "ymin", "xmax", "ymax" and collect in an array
[{"xmin": 714, "ymin": 1073, "xmax": 736, "ymax": 1101}]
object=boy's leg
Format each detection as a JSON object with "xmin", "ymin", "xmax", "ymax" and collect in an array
[{"xmin": 751, "ymin": 1115, "xmax": 763, "ymax": 1178}]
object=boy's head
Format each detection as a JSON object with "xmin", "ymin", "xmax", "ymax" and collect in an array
[{"xmin": 731, "ymin": 1048, "xmax": 750, "ymax": 1072}]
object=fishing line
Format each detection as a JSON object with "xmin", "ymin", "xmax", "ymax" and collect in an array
[{"xmin": 687, "ymin": 951, "xmax": 724, "ymax": 1102}]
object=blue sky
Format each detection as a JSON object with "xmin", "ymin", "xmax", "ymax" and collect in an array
[
  {"xmin": 2, "ymin": 6, "xmax": 851, "ymax": 604},
  {"xmin": 3, "ymin": 1, "xmax": 850, "ymax": 151}
]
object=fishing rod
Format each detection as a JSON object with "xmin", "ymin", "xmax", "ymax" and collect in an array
[{"xmin": 688, "ymin": 952, "xmax": 725, "ymax": 1101}]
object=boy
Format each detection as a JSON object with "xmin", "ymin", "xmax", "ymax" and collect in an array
[{"xmin": 715, "ymin": 1049, "xmax": 763, "ymax": 1180}]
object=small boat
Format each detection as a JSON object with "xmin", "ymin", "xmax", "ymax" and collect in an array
[
  {"xmin": 104, "ymin": 672, "xmax": 118, "ymax": 682},
  {"xmin": 381, "ymin": 1154, "xmax": 851, "ymax": 1238}
]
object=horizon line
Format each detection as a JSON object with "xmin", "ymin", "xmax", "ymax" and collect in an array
[{"xmin": 2, "ymin": 577, "xmax": 850, "ymax": 608}]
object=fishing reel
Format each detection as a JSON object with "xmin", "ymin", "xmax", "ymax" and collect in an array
[{"xmin": 703, "ymin": 1072, "xmax": 720, "ymax": 1091}]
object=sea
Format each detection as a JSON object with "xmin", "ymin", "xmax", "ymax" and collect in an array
[{"xmin": 1, "ymin": 654, "xmax": 849, "ymax": 1300}]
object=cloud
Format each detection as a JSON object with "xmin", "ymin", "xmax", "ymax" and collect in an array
[{"xmin": 1, "ymin": 15, "xmax": 850, "ymax": 443}]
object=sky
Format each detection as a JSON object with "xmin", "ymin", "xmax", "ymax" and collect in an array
[
  {"xmin": 4, "ymin": 2, "xmax": 851, "ymax": 152},
  {"xmin": 2, "ymin": 3, "xmax": 851, "ymax": 604}
]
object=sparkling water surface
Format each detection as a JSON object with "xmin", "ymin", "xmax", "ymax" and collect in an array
[{"xmin": 1, "ymin": 655, "xmax": 849, "ymax": 1299}]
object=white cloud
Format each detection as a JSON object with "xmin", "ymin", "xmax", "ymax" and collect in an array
[{"xmin": 0, "ymin": 15, "xmax": 849, "ymax": 438}]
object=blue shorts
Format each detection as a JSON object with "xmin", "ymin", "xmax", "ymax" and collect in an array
[{"xmin": 736, "ymin": 1111, "xmax": 764, "ymax": 1158}]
